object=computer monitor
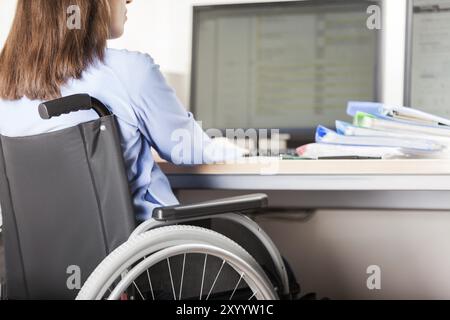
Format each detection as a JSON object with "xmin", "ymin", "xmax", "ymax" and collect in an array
[
  {"xmin": 190, "ymin": 0, "xmax": 382, "ymax": 143},
  {"xmin": 405, "ymin": 0, "xmax": 450, "ymax": 118}
]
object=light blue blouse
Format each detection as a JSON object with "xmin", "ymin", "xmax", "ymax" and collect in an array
[{"xmin": 0, "ymin": 49, "xmax": 243, "ymax": 220}]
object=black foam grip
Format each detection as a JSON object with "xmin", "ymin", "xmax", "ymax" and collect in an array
[{"xmin": 38, "ymin": 94, "xmax": 93, "ymax": 120}]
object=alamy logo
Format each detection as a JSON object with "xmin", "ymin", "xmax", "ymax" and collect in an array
[
  {"xmin": 366, "ymin": 265, "xmax": 381, "ymax": 290},
  {"xmin": 66, "ymin": 265, "xmax": 82, "ymax": 290},
  {"xmin": 67, "ymin": 5, "xmax": 81, "ymax": 30},
  {"xmin": 367, "ymin": 5, "xmax": 382, "ymax": 30}
]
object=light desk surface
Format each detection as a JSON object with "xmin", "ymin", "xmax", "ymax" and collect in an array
[
  {"xmin": 159, "ymin": 158, "xmax": 450, "ymax": 176},
  {"xmin": 158, "ymin": 158, "xmax": 450, "ymax": 210}
]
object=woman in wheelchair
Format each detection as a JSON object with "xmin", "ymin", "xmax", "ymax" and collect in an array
[{"xmin": 0, "ymin": 0, "xmax": 301, "ymax": 300}]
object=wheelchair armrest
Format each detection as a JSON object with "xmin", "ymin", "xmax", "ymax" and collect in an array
[{"xmin": 152, "ymin": 194, "xmax": 268, "ymax": 221}]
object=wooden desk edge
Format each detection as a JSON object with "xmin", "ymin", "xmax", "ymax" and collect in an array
[{"xmin": 157, "ymin": 159, "xmax": 450, "ymax": 175}]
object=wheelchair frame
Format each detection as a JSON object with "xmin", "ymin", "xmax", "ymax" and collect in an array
[{"xmin": 0, "ymin": 94, "xmax": 295, "ymax": 300}]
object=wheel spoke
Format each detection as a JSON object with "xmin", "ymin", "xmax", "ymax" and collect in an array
[
  {"xmin": 133, "ymin": 281, "xmax": 145, "ymax": 300},
  {"xmin": 143, "ymin": 256, "xmax": 155, "ymax": 300},
  {"xmin": 229, "ymin": 273, "xmax": 244, "ymax": 301},
  {"xmin": 206, "ymin": 260, "xmax": 226, "ymax": 300},
  {"xmin": 179, "ymin": 254, "xmax": 186, "ymax": 300},
  {"xmin": 199, "ymin": 254, "xmax": 208, "ymax": 300},
  {"xmin": 167, "ymin": 258, "xmax": 177, "ymax": 300},
  {"xmin": 96, "ymin": 238, "xmax": 274, "ymax": 301},
  {"xmin": 146, "ymin": 269, "xmax": 155, "ymax": 301}
]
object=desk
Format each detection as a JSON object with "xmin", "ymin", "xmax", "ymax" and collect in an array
[{"xmin": 159, "ymin": 159, "xmax": 450, "ymax": 210}]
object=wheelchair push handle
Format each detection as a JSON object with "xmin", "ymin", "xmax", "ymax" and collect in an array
[{"xmin": 39, "ymin": 94, "xmax": 112, "ymax": 120}]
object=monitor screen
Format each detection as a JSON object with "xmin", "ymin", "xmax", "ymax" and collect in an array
[
  {"xmin": 406, "ymin": 0, "xmax": 450, "ymax": 118},
  {"xmin": 190, "ymin": 0, "xmax": 381, "ymax": 139}
]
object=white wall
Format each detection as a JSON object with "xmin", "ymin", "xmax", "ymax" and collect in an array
[
  {"xmin": 256, "ymin": 209, "xmax": 450, "ymax": 300},
  {"xmin": 0, "ymin": 0, "xmax": 17, "ymax": 48}
]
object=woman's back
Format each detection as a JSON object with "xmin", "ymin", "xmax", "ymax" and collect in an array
[
  {"xmin": 0, "ymin": 1, "xmax": 244, "ymax": 220},
  {"xmin": 0, "ymin": 48, "xmax": 186, "ymax": 220}
]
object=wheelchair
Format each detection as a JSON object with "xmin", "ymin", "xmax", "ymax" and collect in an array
[{"xmin": 0, "ymin": 94, "xmax": 300, "ymax": 300}]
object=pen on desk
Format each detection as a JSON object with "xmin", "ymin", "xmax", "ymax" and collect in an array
[
  {"xmin": 280, "ymin": 155, "xmax": 382, "ymax": 160},
  {"xmin": 317, "ymin": 156, "xmax": 383, "ymax": 160},
  {"xmin": 280, "ymin": 155, "xmax": 314, "ymax": 160}
]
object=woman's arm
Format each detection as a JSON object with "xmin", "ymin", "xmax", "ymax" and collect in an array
[{"xmin": 127, "ymin": 52, "xmax": 245, "ymax": 165}]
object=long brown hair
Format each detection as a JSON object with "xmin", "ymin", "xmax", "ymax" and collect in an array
[{"xmin": 0, "ymin": 0, "xmax": 110, "ymax": 101}]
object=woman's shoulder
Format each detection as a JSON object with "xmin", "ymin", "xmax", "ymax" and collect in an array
[
  {"xmin": 104, "ymin": 48, "xmax": 157, "ymax": 72},
  {"xmin": 102, "ymin": 48, "xmax": 163, "ymax": 93}
]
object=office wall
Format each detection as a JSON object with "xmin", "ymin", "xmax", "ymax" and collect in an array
[
  {"xmin": 255, "ymin": 209, "xmax": 450, "ymax": 300},
  {"xmin": 0, "ymin": 0, "xmax": 17, "ymax": 48}
]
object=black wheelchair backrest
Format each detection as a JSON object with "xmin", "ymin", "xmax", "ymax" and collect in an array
[{"xmin": 0, "ymin": 95, "xmax": 136, "ymax": 299}]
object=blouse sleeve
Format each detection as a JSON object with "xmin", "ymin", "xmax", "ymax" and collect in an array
[{"xmin": 126, "ymin": 53, "xmax": 246, "ymax": 165}]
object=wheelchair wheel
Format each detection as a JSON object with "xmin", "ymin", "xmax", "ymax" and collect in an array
[{"xmin": 77, "ymin": 226, "xmax": 278, "ymax": 300}]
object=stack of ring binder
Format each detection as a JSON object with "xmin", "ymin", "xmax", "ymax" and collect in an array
[{"xmin": 296, "ymin": 102, "xmax": 450, "ymax": 160}]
